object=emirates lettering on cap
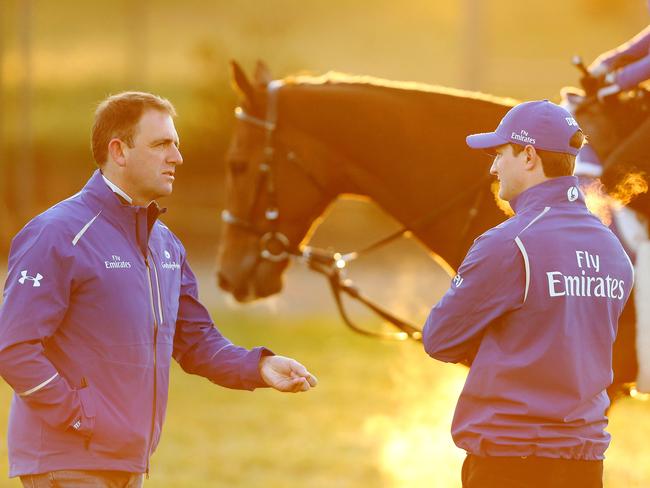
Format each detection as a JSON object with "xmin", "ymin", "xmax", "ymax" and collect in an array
[{"xmin": 511, "ymin": 129, "xmax": 536, "ymax": 144}]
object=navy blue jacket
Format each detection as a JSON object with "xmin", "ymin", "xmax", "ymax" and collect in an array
[
  {"xmin": 423, "ymin": 176, "xmax": 633, "ymax": 460},
  {"xmin": 0, "ymin": 171, "xmax": 270, "ymax": 476}
]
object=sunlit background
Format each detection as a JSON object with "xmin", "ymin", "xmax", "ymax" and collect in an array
[{"xmin": 1, "ymin": 1, "xmax": 650, "ymax": 486}]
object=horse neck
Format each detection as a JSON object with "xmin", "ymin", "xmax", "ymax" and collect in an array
[{"xmin": 281, "ymin": 80, "xmax": 512, "ymax": 269}]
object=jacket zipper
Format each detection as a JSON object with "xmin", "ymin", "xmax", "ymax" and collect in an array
[{"xmin": 144, "ymin": 253, "xmax": 163, "ymax": 478}]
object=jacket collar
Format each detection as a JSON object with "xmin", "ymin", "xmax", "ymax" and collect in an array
[
  {"xmin": 101, "ymin": 174, "xmax": 133, "ymax": 204},
  {"xmin": 509, "ymin": 175, "xmax": 585, "ymax": 214},
  {"xmin": 81, "ymin": 170, "xmax": 166, "ymax": 257}
]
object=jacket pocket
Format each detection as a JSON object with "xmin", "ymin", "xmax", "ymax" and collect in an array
[
  {"xmin": 78, "ymin": 385, "xmax": 96, "ymax": 418},
  {"xmin": 87, "ymin": 360, "xmax": 150, "ymax": 460},
  {"xmin": 72, "ymin": 385, "xmax": 96, "ymax": 445}
]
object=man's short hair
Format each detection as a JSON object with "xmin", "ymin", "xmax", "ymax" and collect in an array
[
  {"xmin": 511, "ymin": 130, "xmax": 585, "ymax": 177},
  {"xmin": 92, "ymin": 91, "xmax": 176, "ymax": 166}
]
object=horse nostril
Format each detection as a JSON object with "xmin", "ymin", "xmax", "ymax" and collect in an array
[{"xmin": 217, "ymin": 272, "xmax": 231, "ymax": 291}]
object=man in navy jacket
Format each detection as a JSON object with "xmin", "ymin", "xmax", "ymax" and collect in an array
[
  {"xmin": 0, "ymin": 91, "xmax": 317, "ymax": 487},
  {"xmin": 423, "ymin": 100, "xmax": 634, "ymax": 488}
]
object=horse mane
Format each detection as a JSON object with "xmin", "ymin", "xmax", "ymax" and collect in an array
[{"xmin": 282, "ymin": 71, "xmax": 519, "ymax": 107}]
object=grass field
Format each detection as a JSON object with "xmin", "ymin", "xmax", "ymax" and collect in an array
[{"xmin": 0, "ymin": 310, "xmax": 649, "ymax": 487}]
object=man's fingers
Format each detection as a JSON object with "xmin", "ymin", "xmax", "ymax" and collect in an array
[
  {"xmin": 289, "ymin": 360, "xmax": 309, "ymax": 377},
  {"xmin": 290, "ymin": 377, "xmax": 310, "ymax": 392},
  {"xmin": 305, "ymin": 373, "xmax": 318, "ymax": 387},
  {"xmin": 289, "ymin": 360, "xmax": 318, "ymax": 387},
  {"xmin": 265, "ymin": 357, "xmax": 317, "ymax": 392}
]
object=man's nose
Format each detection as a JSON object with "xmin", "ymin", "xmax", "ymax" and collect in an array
[
  {"xmin": 169, "ymin": 145, "xmax": 183, "ymax": 165},
  {"xmin": 489, "ymin": 160, "xmax": 497, "ymax": 175}
]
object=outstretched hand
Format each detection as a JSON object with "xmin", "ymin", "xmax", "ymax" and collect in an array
[{"xmin": 259, "ymin": 355, "xmax": 318, "ymax": 393}]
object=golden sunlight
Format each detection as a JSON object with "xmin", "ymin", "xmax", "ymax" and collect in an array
[
  {"xmin": 582, "ymin": 179, "xmax": 615, "ymax": 226},
  {"xmin": 363, "ymin": 351, "xmax": 467, "ymax": 488},
  {"xmin": 491, "ymin": 181, "xmax": 514, "ymax": 217},
  {"xmin": 609, "ymin": 171, "xmax": 649, "ymax": 207},
  {"xmin": 630, "ymin": 386, "xmax": 650, "ymax": 401}
]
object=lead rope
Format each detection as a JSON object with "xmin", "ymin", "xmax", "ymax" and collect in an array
[{"xmin": 296, "ymin": 175, "xmax": 492, "ymax": 341}]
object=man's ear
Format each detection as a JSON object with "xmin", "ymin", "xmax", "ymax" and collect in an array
[
  {"xmin": 108, "ymin": 138, "xmax": 127, "ymax": 167},
  {"xmin": 523, "ymin": 145, "xmax": 539, "ymax": 170}
]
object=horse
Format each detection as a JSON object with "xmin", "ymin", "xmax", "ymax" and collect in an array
[
  {"xmin": 564, "ymin": 87, "xmax": 650, "ymax": 213},
  {"xmin": 216, "ymin": 60, "xmax": 638, "ymax": 403}
]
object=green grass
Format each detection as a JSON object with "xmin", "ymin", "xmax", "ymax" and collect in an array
[{"xmin": 0, "ymin": 312, "xmax": 649, "ymax": 487}]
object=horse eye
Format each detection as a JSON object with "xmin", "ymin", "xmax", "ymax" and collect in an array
[{"xmin": 229, "ymin": 159, "xmax": 248, "ymax": 174}]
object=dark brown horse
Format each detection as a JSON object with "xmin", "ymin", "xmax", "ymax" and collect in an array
[
  {"xmin": 565, "ymin": 88, "xmax": 650, "ymax": 213},
  {"xmin": 217, "ymin": 61, "xmax": 637, "ymax": 402}
]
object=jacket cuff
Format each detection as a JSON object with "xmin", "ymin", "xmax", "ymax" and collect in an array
[
  {"xmin": 241, "ymin": 347, "xmax": 274, "ymax": 390},
  {"xmin": 616, "ymin": 57, "xmax": 650, "ymax": 91}
]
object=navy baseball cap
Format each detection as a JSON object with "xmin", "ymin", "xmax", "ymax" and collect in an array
[{"xmin": 466, "ymin": 100, "xmax": 582, "ymax": 156}]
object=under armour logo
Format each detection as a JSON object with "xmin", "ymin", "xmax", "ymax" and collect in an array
[{"xmin": 18, "ymin": 270, "xmax": 43, "ymax": 287}]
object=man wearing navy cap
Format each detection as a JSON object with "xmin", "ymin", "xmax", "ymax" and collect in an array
[{"xmin": 423, "ymin": 100, "xmax": 634, "ymax": 488}]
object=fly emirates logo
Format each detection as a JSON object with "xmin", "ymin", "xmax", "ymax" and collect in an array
[
  {"xmin": 546, "ymin": 250, "xmax": 625, "ymax": 300},
  {"xmin": 105, "ymin": 255, "xmax": 132, "ymax": 269}
]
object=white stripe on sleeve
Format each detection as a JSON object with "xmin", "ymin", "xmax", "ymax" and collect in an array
[
  {"xmin": 18, "ymin": 372, "xmax": 59, "ymax": 397},
  {"xmin": 514, "ymin": 236, "xmax": 531, "ymax": 303},
  {"xmin": 72, "ymin": 211, "xmax": 102, "ymax": 246}
]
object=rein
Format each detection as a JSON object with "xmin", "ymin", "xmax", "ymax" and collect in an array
[
  {"xmin": 299, "ymin": 176, "xmax": 489, "ymax": 341},
  {"xmin": 224, "ymin": 82, "xmax": 492, "ymax": 341}
]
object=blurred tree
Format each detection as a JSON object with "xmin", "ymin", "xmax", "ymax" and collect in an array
[
  {"xmin": 577, "ymin": 0, "xmax": 638, "ymax": 18},
  {"xmin": 0, "ymin": 5, "xmax": 8, "ymax": 252},
  {"xmin": 462, "ymin": 0, "xmax": 484, "ymax": 90},
  {"xmin": 125, "ymin": 0, "xmax": 148, "ymax": 87},
  {"xmin": 190, "ymin": 40, "xmax": 235, "ymax": 176},
  {"xmin": 16, "ymin": 0, "xmax": 34, "ymax": 226}
]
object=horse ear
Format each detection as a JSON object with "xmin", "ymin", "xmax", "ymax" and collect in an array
[
  {"xmin": 254, "ymin": 60, "xmax": 273, "ymax": 87},
  {"xmin": 230, "ymin": 60, "xmax": 257, "ymax": 106},
  {"xmin": 560, "ymin": 86, "xmax": 586, "ymax": 104}
]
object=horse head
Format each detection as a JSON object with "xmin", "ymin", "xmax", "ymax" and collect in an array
[
  {"xmin": 561, "ymin": 89, "xmax": 616, "ymax": 160},
  {"xmin": 217, "ymin": 61, "xmax": 345, "ymax": 302},
  {"xmin": 563, "ymin": 87, "xmax": 648, "ymax": 161},
  {"xmin": 218, "ymin": 63, "xmax": 518, "ymax": 302},
  {"xmin": 562, "ymin": 87, "xmax": 650, "ymax": 213}
]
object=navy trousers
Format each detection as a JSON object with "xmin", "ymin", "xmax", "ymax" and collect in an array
[
  {"xmin": 20, "ymin": 470, "xmax": 143, "ymax": 488},
  {"xmin": 461, "ymin": 454, "xmax": 603, "ymax": 488}
]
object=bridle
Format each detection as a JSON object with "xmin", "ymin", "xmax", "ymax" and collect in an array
[
  {"xmin": 222, "ymin": 80, "xmax": 491, "ymax": 341},
  {"xmin": 221, "ymin": 81, "xmax": 297, "ymax": 263}
]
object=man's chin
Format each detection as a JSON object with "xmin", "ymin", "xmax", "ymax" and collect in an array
[{"xmin": 156, "ymin": 184, "xmax": 174, "ymax": 199}]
